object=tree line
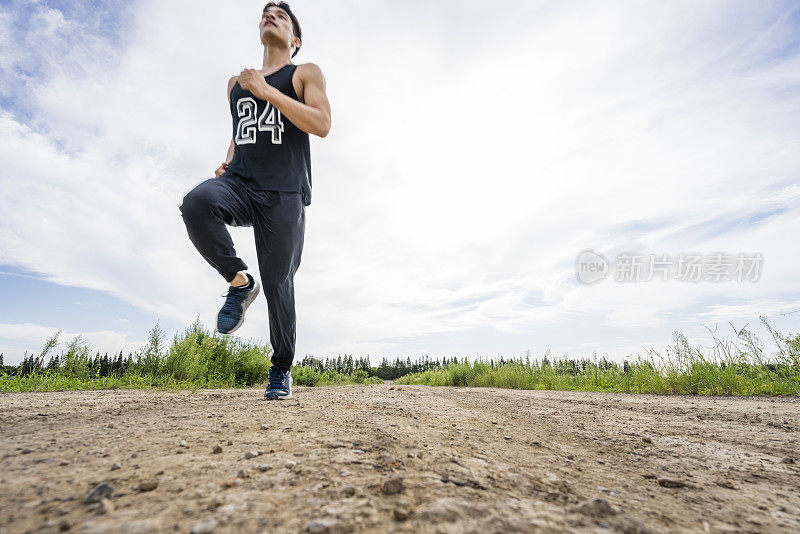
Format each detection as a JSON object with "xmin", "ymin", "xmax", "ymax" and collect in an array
[
  {"xmin": 1, "ymin": 348, "xmax": 782, "ymax": 382},
  {"xmin": 4, "ymin": 349, "xmax": 626, "ymax": 381},
  {"xmin": 2, "ymin": 351, "xmax": 137, "ymax": 378}
]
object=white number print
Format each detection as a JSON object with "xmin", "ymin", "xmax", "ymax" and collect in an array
[
  {"xmin": 235, "ymin": 97, "xmax": 284, "ymax": 145},
  {"xmin": 235, "ymin": 97, "xmax": 257, "ymax": 144}
]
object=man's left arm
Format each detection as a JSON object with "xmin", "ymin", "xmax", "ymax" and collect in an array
[{"xmin": 239, "ymin": 64, "xmax": 331, "ymax": 138}]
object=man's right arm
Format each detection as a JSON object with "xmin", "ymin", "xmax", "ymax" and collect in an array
[{"xmin": 215, "ymin": 76, "xmax": 239, "ymax": 177}]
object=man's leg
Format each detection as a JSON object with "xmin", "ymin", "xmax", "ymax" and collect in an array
[
  {"xmin": 179, "ymin": 177, "xmax": 253, "ymax": 283},
  {"xmin": 252, "ymin": 192, "xmax": 305, "ymax": 371}
]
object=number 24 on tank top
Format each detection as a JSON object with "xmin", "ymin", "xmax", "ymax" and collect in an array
[{"xmin": 234, "ymin": 97, "xmax": 284, "ymax": 145}]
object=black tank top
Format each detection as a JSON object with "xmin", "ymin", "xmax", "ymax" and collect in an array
[{"xmin": 225, "ymin": 64, "xmax": 312, "ymax": 206}]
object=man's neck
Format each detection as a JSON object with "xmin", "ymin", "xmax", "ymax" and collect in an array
[{"xmin": 261, "ymin": 46, "xmax": 292, "ymax": 74}]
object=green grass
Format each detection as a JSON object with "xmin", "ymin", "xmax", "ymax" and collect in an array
[
  {"xmin": 0, "ymin": 319, "xmax": 382, "ymax": 393},
  {"xmin": 396, "ymin": 320, "xmax": 800, "ymax": 396},
  {"xmin": 0, "ymin": 370, "xmax": 236, "ymax": 393},
  {"xmin": 0, "ymin": 366, "xmax": 382, "ymax": 393},
  {"xmin": 292, "ymin": 367, "xmax": 383, "ymax": 386}
]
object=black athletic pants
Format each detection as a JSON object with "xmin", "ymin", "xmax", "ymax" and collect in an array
[{"xmin": 178, "ymin": 173, "xmax": 305, "ymax": 371}]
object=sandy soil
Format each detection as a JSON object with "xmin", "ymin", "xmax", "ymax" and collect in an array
[{"xmin": 1, "ymin": 384, "xmax": 799, "ymax": 533}]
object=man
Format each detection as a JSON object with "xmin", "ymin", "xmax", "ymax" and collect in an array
[{"xmin": 179, "ymin": 2, "xmax": 331, "ymax": 400}]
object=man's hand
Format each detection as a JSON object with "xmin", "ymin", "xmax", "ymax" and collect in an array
[
  {"xmin": 238, "ymin": 68, "xmax": 278, "ymax": 101},
  {"xmin": 259, "ymin": 63, "xmax": 331, "ymax": 138},
  {"xmin": 215, "ymin": 162, "xmax": 228, "ymax": 177}
]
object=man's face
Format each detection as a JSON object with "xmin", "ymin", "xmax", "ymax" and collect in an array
[{"xmin": 260, "ymin": 6, "xmax": 297, "ymax": 49}]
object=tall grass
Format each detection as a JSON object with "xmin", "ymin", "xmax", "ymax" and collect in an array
[
  {"xmin": 292, "ymin": 366, "xmax": 382, "ymax": 386},
  {"xmin": 396, "ymin": 319, "xmax": 800, "ymax": 396},
  {"xmin": 0, "ymin": 319, "xmax": 381, "ymax": 393}
]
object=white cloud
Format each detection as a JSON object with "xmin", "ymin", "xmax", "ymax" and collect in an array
[{"xmin": 1, "ymin": 0, "xmax": 799, "ymax": 365}]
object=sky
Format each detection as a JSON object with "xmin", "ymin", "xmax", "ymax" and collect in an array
[{"xmin": 1, "ymin": 0, "xmax": 799, "ymax": 366}]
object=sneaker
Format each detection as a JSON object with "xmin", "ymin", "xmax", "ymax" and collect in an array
[
  {"xmin": 264, "ymin": 366, "xmax": 292, "ymax": 400},
  {"xmin": 216, "ymin": 273, "xmax": 260, "ymax": 334}
]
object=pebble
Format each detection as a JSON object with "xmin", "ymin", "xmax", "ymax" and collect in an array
[
  {"xmin": 227, "ymin": 440, "xmax": 233, "ymax": 446},
  {"xmin": 180, "ymin": 440, "xmax": 187, "ymax": 448},
  {"xmin": 216, "ymin": 504, "xmax": 236, "ymax": 519},
  {"xmin": 84, "ymin": 482, "xmax": 113, "ymax": 503},
  {"xmin": 285, "ymin": 460, "xmax": 297, "ymax": 470},
  {"xmin": 137, "ymin": 480, "xmax": 159, "ymax": 492},
  {"xmin": 20, "ymin": 448, "xmax": 33, "ymax": 454},
  {"xmin": 244, "ymin": 451, "xmax": 258, "ymax": 459},
  {"xmin": 642, "ymin": 437, "xmax": 653, "ymax": 444},
  {"xmin": 306, "ymin": 518, "xmax": 346, "ymax": 533},
  {"xmin": 190, "ymin": 519, "xmax": 218, "ymax": 534},
  {"xmin": 212, "ymin": 445, "xmax": 223, "ymax": 454},
  {"xmin": 261, "ymin": 424, "xmax": 270, "ymax": 430},
  {"xmin": 504, "ymin": 435, "xmax": 512, "ymax": 440},
  {"xmin": 341, "ymin": 485, "xmax": 356, "ymax": 496},
  {"xmin": 781, "ymin": 457, "xmax": 795, "ymax": 464},
  {"xmin": 381, "ymin": 475, "xmax": 404, "ymax": 495},
  {"xmin": 657, "ymin": 477, "xmax": 688, "ymax": 488},
  {"xmin": 111, "ymin": 462, "xmax": 122, "ymax": 471},
  {"xmin": 393, "ymin": 507, "xmax": 411, "ymax": 521}
]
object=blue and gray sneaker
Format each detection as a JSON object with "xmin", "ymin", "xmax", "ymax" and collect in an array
[
  {"xmin": 264, "ymin": 366, "xmax": 292, "ymax": 400},
  {"xmin": 216, "ymin": 273, "xmax": 260, "ymax": 334}
]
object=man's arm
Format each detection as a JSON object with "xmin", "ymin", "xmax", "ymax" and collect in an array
[
  {"xmin": 215, "ymin": 76, "xmax": 238, "ymax": 177},
  {"xmin": 238, "ymin": 64, "xmax": 331, "ymax": 138},
  {"xmin": 222, "ymin": 138, "xmax": 235, "ymax": 164},
  {"xmin": 225, "ymin": 75, "xmax": 238, "ymax": 163}
]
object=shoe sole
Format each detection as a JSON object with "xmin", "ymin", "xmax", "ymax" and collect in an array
[
  {"xmin": 219, "ymin": 280, "xmax": 261, "ymax": 334},
  {"xmin": 263, "ymin": 392, "xmax": 292, "ymax": 400}
]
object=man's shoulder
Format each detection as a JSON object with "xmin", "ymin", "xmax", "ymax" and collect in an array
[
  {"xmin": 296, "ymin": 62, "xmax": 325, "ymax": 80},
  {"xmin": 227, "ymin": 75, "xmax": 240, "ymax": 100}
]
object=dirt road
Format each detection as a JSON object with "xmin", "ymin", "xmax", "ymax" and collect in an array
[{"xmin": 1, "ymin": 384, "xmax": 799, "ymax": 533}]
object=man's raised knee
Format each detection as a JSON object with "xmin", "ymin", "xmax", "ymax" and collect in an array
[{"xmin": 179, "ymin": 187, "xmax": 211, "ymax": 217}]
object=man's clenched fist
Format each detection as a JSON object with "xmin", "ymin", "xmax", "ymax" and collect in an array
[
  {"xmin": 215, "ymin": 162, "xmax": 228, "ymax": 177},
  {"xmin": 238, "ymin": 68, "xmax": 278, "ymax": 101}
]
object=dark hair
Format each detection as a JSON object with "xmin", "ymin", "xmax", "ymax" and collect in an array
[{"xmin": 263, "ymin": 2, "xmax": 302, "ymax": 58}]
